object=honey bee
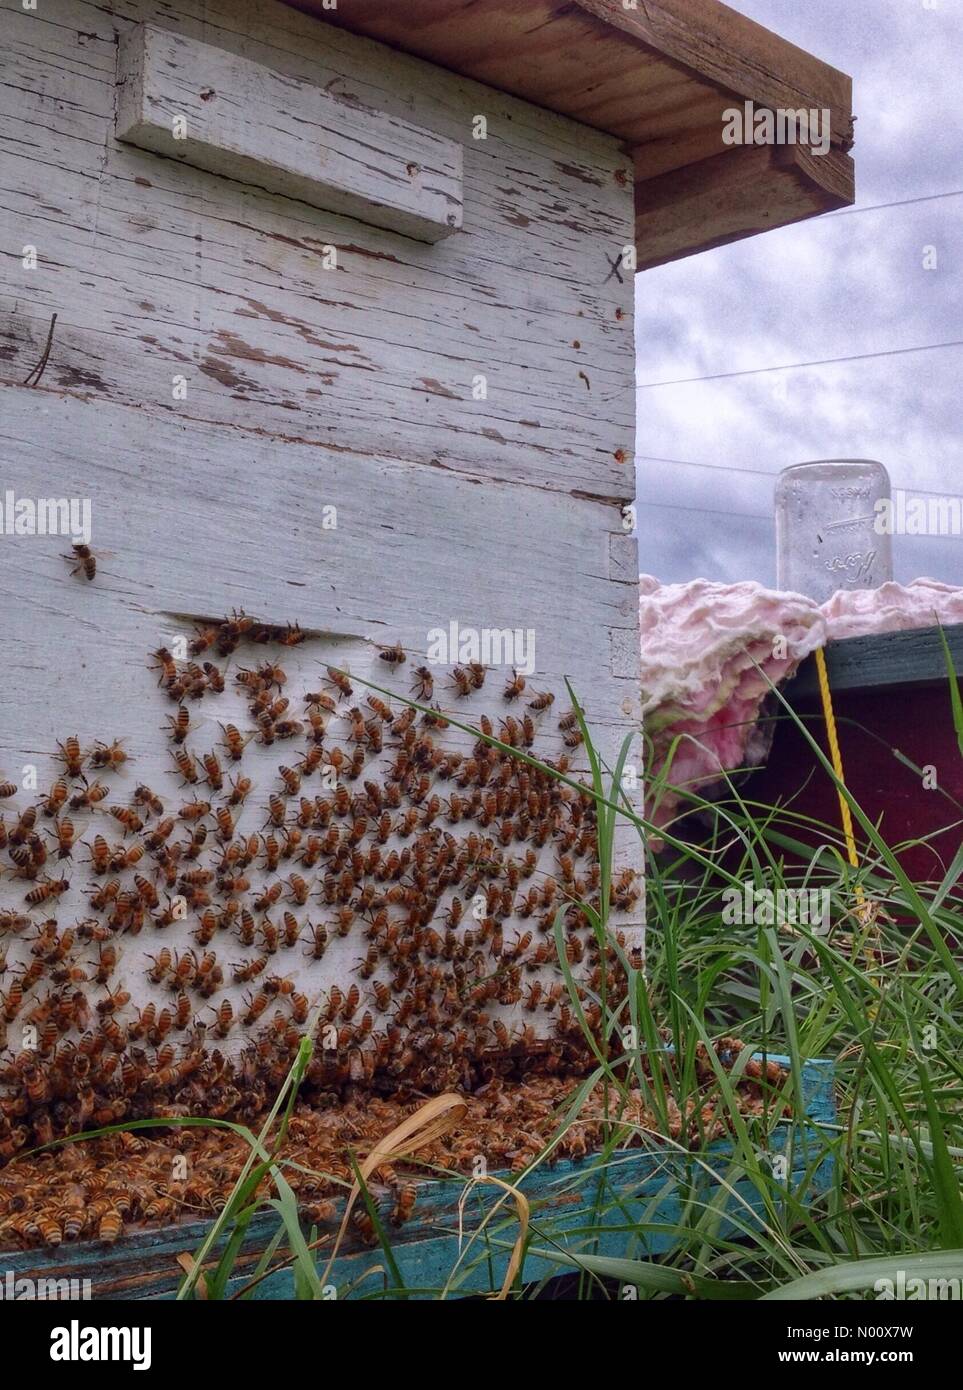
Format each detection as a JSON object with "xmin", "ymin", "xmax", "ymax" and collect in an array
[
  {"xmin": 242, "ymin": 990, "xmax": 270, "ymax": 1026},
  {"xmin": 178, "ymin": 799, "xmax": 210, "ymax": 822},
  {"xmin": 467, "ymin": 662, "xmax": 486, "ymax": 690},
  {"xmin": 450, "ymin": 666, "xmax": 473, "ymax": 698},
  {"xmin": 216, "ymin": 608, "xmax": 254, "ymax": 655},
  {"xmin": 325, "ymin": 667, "xmax": 353, "ymax": 698},
  {"xmin": 56, "ymin": 736, "xmax": 84, "ymax": 777},
  {"xmin": 65, "ymin": 776, "xmax": 105, "ymax": 810},
  {"xmin": 172, "ymin": 749, "xmax": 199, "ymax": 785},
  {"xmin": 378, "ymin": 642, "xmax": 406, "ymax": 665},
  {"xmin": 66, "ymin": 542, "xmax": 96, "ymax": 581},
  {"xmin": 96, "ymin": 985, "xmax": 130, "ymax": 1016},
  {"xmin": 97, "ymin": 1208, "xmax": 124, "ymax": 1244},
  {"xmin": 40, "ymin": 778, "xmax": 68, "ymax": 818},
  {"xmin": 202, "ymin": 662, "xmax": 226, "ymax": 694},
  {"xmin": 503, "ymin": 669, "xmax": 526, "ymax": 700},
  {"xmin": 202, "ymin": 752, "xmax": 224, "ymax": 791},
  {"xmin": 213, "ymin": 999, "xmax": 234, "ymax": 1037},
  {"xmin": 189, "ymin": 624, "xmax": 219, "ymax": 656},
  {"xmin": 219, "ymin": 724, "xmax": 250, "ymax": 762},
  {"xmin": 150, "ymin": 647, "xmax": 178, "ymax": 687},
  {"xmin": 285, "ymin": 874, "xmax": 310, "ymax": 906},
  {"xmin": 278, "ymin": 765, "xmax": 301, "ymax": 796},
  {"xmin": 527, "ymin": 690, "xmax": 554, "ymax": 711},
  {"xmin": 390, "ymin": 1182, "xmax": 417, "ymax": 1227},
  {"xmin": 133, "ymin": 783, "xmax": 165, "ymax": 817},
  {"xmin": 226, "ymin": 774, "xmax": 252, "ymax": 806},
  {"xmin": 25, "ymin": 876, "xmax": 69, "ymax": 906},
  {"xmin": 89, "ymin": 739, "xmax": 128, "ymax": 771},
  {"xmin": 0, "ymin": 779, "xmax": 18, "ymax": 799},
  {"xmin": 421, "ymin": 705, "xmax": 449, "ymax": 730},
  {"xmin": 39, "ymin": 814, "xmax": 74, "ymax": 862},
  {"xmin": 409, "ymin": 666, "xmax": 434, "ymax": 701},
  {"xmin": 109, "ymin": 805, "xmax": 143, "ymax": 836}
]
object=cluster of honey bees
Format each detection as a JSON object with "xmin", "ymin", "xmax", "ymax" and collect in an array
[
  {"xmin": 0, "ymin": 1046, "xmax": 784, "ymax": 1250},
  {"xmin": 0, "ymin": 609, "xmax": 649, "ymax": 1246}
]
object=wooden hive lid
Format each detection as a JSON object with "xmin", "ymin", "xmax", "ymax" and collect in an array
[{"xmin": 284, "ymin": 0, "xmax": 855, "ymax": 269}]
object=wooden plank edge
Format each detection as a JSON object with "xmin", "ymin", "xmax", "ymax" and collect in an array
[
  {"xmin": 573, "ymin": 0, "xmax": 853, "ymax": 149},
  {"xmin": 0, "ymin": 1055, "xmax": 834, "ymax": 1297},
  {"xmin": 786, "ymin": 623, "xmax": 963, "ymax": 699},
  {"xmin": 635, "ymin": 141, "xmax": 855, "ymax": 271}
]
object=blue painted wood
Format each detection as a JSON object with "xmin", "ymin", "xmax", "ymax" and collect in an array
[{"xmin": 0, "ymin": 1056, "xmax": 835, "ymax": 1299}]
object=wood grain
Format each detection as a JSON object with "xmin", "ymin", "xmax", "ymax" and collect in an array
[
  {"xmin": 0, "ymin": 1055, "xmax": 836, "ymax": 1299},
  {"xmin": 116, "ymin": 24, "xmax": 463, "ymax": 243},
  {"xmin": 0, "ymin": 0, "xmax": 636, "ymax": 501},
  {"xmin": 635, "ymin": 142, "xmax": 855, "ymax": 271}
]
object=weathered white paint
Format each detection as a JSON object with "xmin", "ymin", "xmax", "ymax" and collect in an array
[
  {"xmin": 0, "ymin": 0, "xmax": 642, "ymax": 1096},
  {"xmin": 0, "ymin": 0, "xmax": 636, "ymax": 500},
  {"xmin": 0, "ymin": 384, "xmax": 642, "ymax": 1055},
  {"xmin": 116, "ymin": 24, "xmax": 464, "ymax": 244}
]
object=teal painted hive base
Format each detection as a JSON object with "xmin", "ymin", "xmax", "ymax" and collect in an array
[{"xmin": 0, "ymin": 1057, "xmax": 834, "ymax": 1300}]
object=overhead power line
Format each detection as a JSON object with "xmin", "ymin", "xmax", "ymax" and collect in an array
[
  {"xmin": 825, "ymin": 188, "xmax": 963, "ymax": 219},
  {"xmin": 636, "ymin": 339, "xmax": 963, "ymax": 390}
]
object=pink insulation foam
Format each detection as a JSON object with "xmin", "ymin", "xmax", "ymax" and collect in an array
[
  {"xmin": 640, "ymin": 575, "xmax": 963, "ymax": 838},
  {"xmin": 822, "ymin": 578, "xmax": 963, "ymax": 640}
]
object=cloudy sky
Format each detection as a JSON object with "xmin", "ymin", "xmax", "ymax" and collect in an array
[{"xmin": 635, "ymin": 0, "xmax": 962, "ymax": 589}]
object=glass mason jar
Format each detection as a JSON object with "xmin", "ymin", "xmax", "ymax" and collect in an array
[{"xmin": 775, "ymin": 460, "xmax": 893, "ymax": 603}]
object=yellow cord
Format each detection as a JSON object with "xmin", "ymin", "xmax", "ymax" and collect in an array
[
  {"xmin": 814, "ymin": 646, "xmax": 874, "ymax": 939},
  {"xmin": 814, "ymin": 646, "xmax": 860, "ymax": 874}
]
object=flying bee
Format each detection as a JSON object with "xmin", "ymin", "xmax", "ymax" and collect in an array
[
  {"xmin": 65, "ymin": 542, "xmax": 96, "ymax": 581},
  {"xmin": 89, "ymin": 739, "xmax": 128, "ymax": 771}
]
